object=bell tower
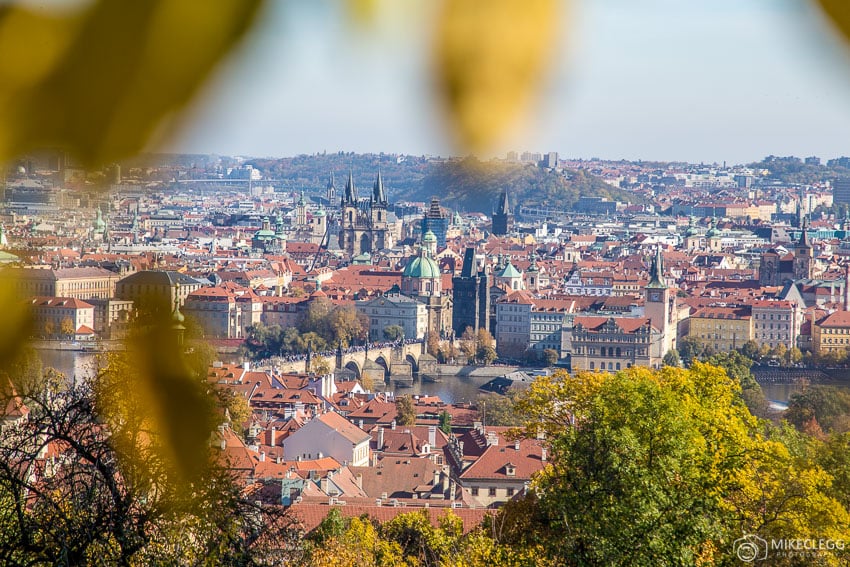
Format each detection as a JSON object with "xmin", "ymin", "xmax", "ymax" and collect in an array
[
  {"xmin": 370, "ymin": 170, "xmax": 389, "ymax": 250},
  {"xmin": 645, "ymin": 247, "xmax": 673, "ymax": 352},
  {"xmin": 794, "ymin": 217, "xmax": 813, "ymax": 280}
]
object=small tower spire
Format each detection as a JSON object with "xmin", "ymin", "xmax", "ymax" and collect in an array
[
  {"xmin": 799, "ymin": 216, "xmax": 812, "ymax": 249},
  {"xmin": 373, "ymin": 169, "xmax": 387, "ymax": 204},
  {"xmin": 646, "ymin": 247, "xmax": 667, "ymax": 289},
  {"xmin": 326, "ymin": 171, "xmax": 336, "ymax": 204},
  {"xmin": 344, "ymin": 170, "xmax": 357, "ymax": 204}
]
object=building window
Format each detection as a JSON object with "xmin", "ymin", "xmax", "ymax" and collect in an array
[
  {"xmin": 489, "ymin": 487, "xmax": 497, "ymax": 497},
  {"xmin": 471, "ymin": 487, "xmax": 479, "ymax": 496}
]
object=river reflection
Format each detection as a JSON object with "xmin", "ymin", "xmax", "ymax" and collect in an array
[{"xmin": 37, "ymin": 349, "xmax": 99, "ymax": 382}]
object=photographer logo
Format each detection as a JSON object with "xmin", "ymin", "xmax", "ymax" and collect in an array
[
  {"xmin": 733, "ymin": 534, "xmax": 845, "ymax": 562},
  {"xmin": 733, "ymin": 535, "xmax": 768, "ymax": 562}
]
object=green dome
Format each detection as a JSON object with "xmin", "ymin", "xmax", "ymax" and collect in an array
[
  {"xmin": 497, "ymin": 261, "xmax": 522, "ymax": 279},
  {"xmin": 403, "ymin": 252, "xmax": 440, "ymax": 279},
  {"xmin": 93, "ymin": 208, "xmax": 106, "ymax": 232}
]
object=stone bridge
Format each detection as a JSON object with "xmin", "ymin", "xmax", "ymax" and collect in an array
[{"xmin": 274, "ymin": 341, "xmax": 436, "ymax": 386}]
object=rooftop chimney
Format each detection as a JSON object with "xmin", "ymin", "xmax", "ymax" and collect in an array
[
  {"xmin": 428, "ymin": 425, "xmax": 437, "ymax": 447},
  {"xmin": 378, "ymin": 427, "xmax": 385, "ymax": 450},
  {"xmin": 259, "ymin": 451, "xmax": 265, "ymax": 462},
  {"xmin": 270, "ymin": 426, "xmax": 276, "ymax": 447},
  {"xmin": 391, "ymin": 420, "xmax": 396, "ymax": 430}
]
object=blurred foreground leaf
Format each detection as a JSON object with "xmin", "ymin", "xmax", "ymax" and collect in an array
[
  {"xmin": 434, "ymin": 0, "xmax": 560, "ymax": 152},
  {"xmin": 0, "ymin": 271, "xmax": 33, "ymax": 370},
  {"xmin": 0, "ymin": 0, "xmax": 264, "ymax": 166},
  {"xmin": 817, "ymin": 0, "xmax": 850, "ymax": 42},
  {"xmin": 345, "ymin": 0, "xmax": 381, "ymax": 25},
  {"xmin": 101, "ymin": 318, "xmax": 217, "ymax": 488}
]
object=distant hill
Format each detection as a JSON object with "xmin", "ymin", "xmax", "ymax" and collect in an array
[
  {"xmin": 176, "ymin": 152, "xmax": 639, "ymax": 212},
  {"xmin": 746, "ymin": 156, "xmax": 850, "ymax": 185},
  {"xmin": 415, "ymin": 156, "xmax": 640, "ymax": 213}
]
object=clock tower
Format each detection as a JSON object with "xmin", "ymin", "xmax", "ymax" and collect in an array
[{"xmin": 645, "ymin": 247, "xmax": 674, "ymax": 353}]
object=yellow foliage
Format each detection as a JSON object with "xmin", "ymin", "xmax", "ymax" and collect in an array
[
  {"xmin": 817, "ymin": 1, "xmax": 850, "ymax": 45},
  {"xmin": 0, "ymin": 0, "xmax": 264, "ymax": 166},
  {"xmin": 307, "ymin": 516, "xmax": 406, "ymax": 567},
  {"xmin": 96, "ymin": 323, "xmax": 218, "ymax": 490},
  {"xmin": 0, "ymin": 272, "xmax": 34, "ymax": 371},
  {"xmin": 434, "ymin": 0, "xmax": 561, "ymax": 152}
]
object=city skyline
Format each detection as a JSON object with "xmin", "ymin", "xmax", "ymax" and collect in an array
[{"xmin": 171, "ymin": 0, "xmax": 850, "ymax": 164}]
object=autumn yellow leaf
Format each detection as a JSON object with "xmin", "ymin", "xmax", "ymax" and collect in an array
[
  {"xmin": 434, "ymin": 0, "xmax": 561, "ymax": 152},
  {"xmin": 817, "ymin": 0, "xmax": 850, "ymax": 43},
  {"xmin": 0, "ymin": 0, "xmax": 264, "ymax": 167}
]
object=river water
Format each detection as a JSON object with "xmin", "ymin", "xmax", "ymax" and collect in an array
[{"xmin": 34, "ymin": 349, "xmax": 845, "ymax": 406}]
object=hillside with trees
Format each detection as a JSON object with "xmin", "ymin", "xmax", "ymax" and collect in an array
[
  {"xmin": 419, "ymin": 156, "xmax": 643, "ymax": 213},
  {"xmin": 240, "ymin": 152, "xmax": 641, "ymax": 213}
]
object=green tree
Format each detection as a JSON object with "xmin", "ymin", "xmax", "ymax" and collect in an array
[
  {"xmin": 770, "ymin": 343, "xmax": 788, "ymax": 362},
  {"xmin": 785, "ymin": 346, "xmax": 803, "ymax": 366},
  {"xmin": 396, "ymin": 396, "xmax": 416, "ymax": 426},
  {"xmin": 739, "ymin": 340, "xmax": 761, "ymax": 360},
  {"xmin": 438, "ymin": 410, "xmax": 452, "ymax": 435},
  {"xmin": 542, "ymin": 348, "xmax": 559, "ymax": 367},
  {"xmin": 705, "ymin": 350, "xmax": 768, "ymax": 417},
  {"xmin": 817, "ymin": 432, "xmax": 850, "ymax": 510},
  {"xmin": 662, "ymin": 348, "xmax": 680, "ymax": 367},
  {"xmin": 477, "ymin": 392, "xmax": 522, "ymax": 426},
  {"xmin": 678, "ymin": 335, "xmax": 712, "ymax": 366},
  {"xmin": 477, "ymin": 344, "xmax": 498, "ymax": 366},
  {"xmin": 383, "ymin": 324, "xmax": 404, "ymax": 341},
  {"xmin": 786, "ymin": 385, "xmax": 850, "ymax": 434},
  {"xmin": 510, "ymin": 364, "xmax": 850, "ymax": 566}
]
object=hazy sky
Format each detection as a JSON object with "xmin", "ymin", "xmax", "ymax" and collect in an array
[{"xmin": 172, "ymin": 0, "xmax": 850, "ymax": 164}]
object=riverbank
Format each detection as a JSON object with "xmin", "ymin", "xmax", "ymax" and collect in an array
[{"xmin": 32, "ymin": 340, "xmax": 124, "ymax": 352}]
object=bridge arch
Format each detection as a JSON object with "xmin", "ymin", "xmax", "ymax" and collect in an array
[
  {"xmin": 405, "ymin": 353, "xmax": 419, "ymax": 374},
  {"xmin": 374, "ymin": 355, "xmax": 390, "ymax": 379},
  {"xmin": 344, "ymin": 360, "xmax": 362, "ymax": 379}
]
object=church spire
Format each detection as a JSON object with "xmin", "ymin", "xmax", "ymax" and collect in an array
[
  {"xmin": 372, "ymin": 169, "xmax": 387, "ymax": 205},
  {"xmin": 326, "ymin": 171, "xmax": 336, "ymax": 204},
  {"xmin": 343, "ymin": 170, "xmax": 357, "ymax": 204},
  {"xmin": 799, "ymin": 216, "xmax": 812, "ymax": 249},
  {"xmin": 646, "ymin": 247, "xmax": 667, "ymax": 289},
  {"xmin": 496, "ymin": 189, "xmax": 511, "ymax": 215}
]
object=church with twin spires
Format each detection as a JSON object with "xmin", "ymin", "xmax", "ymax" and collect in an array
[{"xmin": 338, "ymin": 171, "xmax": 394, "ymax": 257}]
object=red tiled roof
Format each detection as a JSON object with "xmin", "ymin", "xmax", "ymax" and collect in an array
[
  {"xmin": 818, "ymin": 310, "xmax": 850, "ymax": 328},
  {"xmin": 459, "ymin": 438, "xmax": 546, "ymax": 481}
]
